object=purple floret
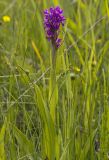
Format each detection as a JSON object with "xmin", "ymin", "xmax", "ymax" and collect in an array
[{"xmin": 44, "ymin": 6, "xmax": 65, "ymax": 48}]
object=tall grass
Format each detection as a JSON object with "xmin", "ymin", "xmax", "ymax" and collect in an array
[{"xmin": 0, "ymin": 0, "xmax": 109, "ymax": 159}]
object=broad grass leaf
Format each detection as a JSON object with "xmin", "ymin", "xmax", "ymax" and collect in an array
[
  {"xmin": 13, "ymin": 126, "xmax": 36, "ymax": 159},
  {"xmin": 32, "ymin": 40, "xmax": 43, "ymax": 64},
  {"xmin": 0, "ymin": 120, "xmax": 7, "ymax": 160},
  {"xmin": 79, "ymin": 129, "xmax": 97, "ymax": 160},
  {"xmin": 95, "ymin": 41, "xmax": 109, "ymax": 73},
  {"xmin": 105, "ymin": 0, "xmax": 109, "ymax": 17},
  {"xmin": 60, "ymin": 140, "xmax": 71, "ymax": 160},
  {"xmin": 35, "ymin": 85, "xmax": 56, "ymax": 160}
]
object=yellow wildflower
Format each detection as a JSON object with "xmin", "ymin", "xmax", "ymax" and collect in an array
[
  {"xmin": 74, "ymin": 66, "xmax": 80, "ymax": 72},
  {"xmin": 2, "ymin": 15, "xmax": 11, "ymax": 23}
]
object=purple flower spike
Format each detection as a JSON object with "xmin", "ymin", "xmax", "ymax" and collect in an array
[{"xmin": 43, "ymin": 6, "xmax": 65, "ymax": 48}]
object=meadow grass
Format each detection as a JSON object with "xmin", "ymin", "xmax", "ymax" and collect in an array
[{"xmin": 0, "ymin": 0, "xmax": 109, "ymax": 159}]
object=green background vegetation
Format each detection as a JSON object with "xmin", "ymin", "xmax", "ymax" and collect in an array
[{"xmin": 0, "ymin": 0, "xmax": 109, "ymax": 159}]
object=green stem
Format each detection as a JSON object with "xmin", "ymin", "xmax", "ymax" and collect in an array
[{"xmin": 49, "ymin": 42, "xmax": 58, "ymax": 123}]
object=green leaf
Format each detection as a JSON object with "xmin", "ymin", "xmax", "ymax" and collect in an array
[
  {"xmin": 13, "ymin": 126, "xmax": 36, "ymax": 159},
  {"xmin": 95, "ymin": 41, "xmax": 109, "ymax": 73},
  {"xmin": 0, "ymin": 120, "xmax": 7, "ymax": 160},
  {"xmin": 79, "ymin": 129, "xmax": 97, "ymax": 160},
  {"xmin": 35, "ymin": 85, "xmax": 56, "ymax": 160}
]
